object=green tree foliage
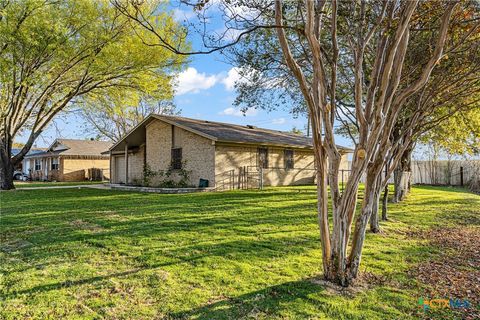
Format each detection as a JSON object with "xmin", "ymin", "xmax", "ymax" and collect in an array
[
  {"xmin": 421, "ymin": 108, "xmax": 480, "ymax": 156},
  {"xmin": 0, "ymin": 0, "xmax": 187, "ymax": 189}
]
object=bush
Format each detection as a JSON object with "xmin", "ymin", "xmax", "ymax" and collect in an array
[{"xmin": 142, "ymin": 162, "xmax": 193, "ymax": 188}]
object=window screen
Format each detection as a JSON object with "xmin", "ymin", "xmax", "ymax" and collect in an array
[
  {"xmin": 284, "ymin": 149, "xmax": 294, "ymax": 169},
  {"xmin": 171, "ymin": 148, "xmax": 182, "ymax": 169},
  {"xmin": 258, "ymin": 148, "xmax": 268, "ymax": 169}
]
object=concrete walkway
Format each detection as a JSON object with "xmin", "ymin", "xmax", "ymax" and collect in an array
[{"xmin": 15, "ymin": 184, "xmax": 110, "ymax": 190}]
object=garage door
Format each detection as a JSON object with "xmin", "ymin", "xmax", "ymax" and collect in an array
[{"xmin": 114, "ymin": 156, "xmax": 126, "ymax": 184}]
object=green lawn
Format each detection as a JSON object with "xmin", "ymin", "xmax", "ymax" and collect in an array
[
  {"xmin": 14, "ymin": 181, "xmax": 106, "ymax": 188},
  {"xmin": 0, "ymin": 186, "xmax": 478, "ymax": 319}
]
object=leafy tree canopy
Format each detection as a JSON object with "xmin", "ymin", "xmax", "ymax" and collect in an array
[{"xmin": 0, "ymin": 0, "xmax": 188, "ymax": 189}]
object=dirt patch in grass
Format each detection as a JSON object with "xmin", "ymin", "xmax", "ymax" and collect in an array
[
  {"xmin": 410, "ymin": 226, "xmax": 480, "ymax": 319},
  {"xmin": 1, "ymin": 239, "xmax": 32, "ymax": 253},
  {"xmin": 310, "ymin": 271, "xmax": 390, "ymax": 297},
  {"xmin": 69, "ymin": 219, "xmax": 104, "ymax": 233}
]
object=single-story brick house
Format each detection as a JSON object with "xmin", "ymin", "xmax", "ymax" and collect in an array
[
  {"xmin": 22, "ymin": 139, "xmax": 112, "ymax": 181},
  {"xmin": 108, "ymin": 114, "xmax": 353, "ymax": 188}
]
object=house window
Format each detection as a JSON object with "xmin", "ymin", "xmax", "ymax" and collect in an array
[
  {"xmin": 258, "ymin": 147, "xmax": 268, "ymax": 169},
  {"xmin": 34, "ymin": 159, "xmax": 41, "ymax": 171},
  {"xmin": 51, "ymin": 158, "xmax": 59, "ymax": 170},
  {"xmin": 171, "ymin": 148, "xmax": 182, "ymax": 169},
  {"xmin": 284, "ymin": 149, "xmax": 294, "ymax": 169}
]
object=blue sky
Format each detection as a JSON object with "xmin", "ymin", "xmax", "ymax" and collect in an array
[{"xmin": 18, "ymin": 3, "xmax": 353, "ymax": 149}]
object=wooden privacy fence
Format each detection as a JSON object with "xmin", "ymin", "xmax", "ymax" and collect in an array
[{"xmin": 411, "ymin": 160, "xmax": 479, "ymax": 186}]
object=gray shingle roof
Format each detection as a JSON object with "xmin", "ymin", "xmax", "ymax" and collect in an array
[
  {"xmin": 12, "ymin": 148, "xmax": 46, "ymax": 157},
  {"xmin": 53, "ymin": 139, "xmax": 112, "ymax": 156},
  {"xmin": 24, "ymin": 139, "xmax": 111, "ymax": 158},
  {"xmin": 153, "ymin": 115, "xmax": 353, "ymax": 152}
]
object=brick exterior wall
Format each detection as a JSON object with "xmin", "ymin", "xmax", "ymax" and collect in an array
[
  {"xmin": 145, "ymin": 120, "xmax": 215, "ymax": 187},
  {"xmin": 215, "ymin": 143, "xmax": 350, "ymax": 187},
  {"xmin": 62, "ymin": 158, "xmax": 110, "ymax": 181},
  {"xmin": 25, "ymin": 156, "xmax": 109, "ymax": 182}
]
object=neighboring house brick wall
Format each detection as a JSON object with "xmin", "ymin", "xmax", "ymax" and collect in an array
[{"xmin": 62, "ymin": 158, "xmax": 110, "ymax": 181}]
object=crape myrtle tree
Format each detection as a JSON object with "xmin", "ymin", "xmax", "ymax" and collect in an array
[
  {"xmin": 226, "ymin": 1, "xmax": 479, "ymax": 232},
  {"xmin": 387, "ymin": 5, "xmax": 480, "ymax": 204},
  {"xmin": 367, "ymin": 5, "xmax": 480, "ymax": 228},
  {"xmin": 0, "ymin": 0, "xmax": 187, "ymax": 190},
  {"xmin": 117, "ymin": 0, "xmax": 478, "ymax": 286},
  {"xmin": 272, "ymin": 0, "xmax": 462, "ymax": 285}
]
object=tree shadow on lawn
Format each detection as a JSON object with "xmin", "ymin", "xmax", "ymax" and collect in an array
[
  {"xmin": 2, "ymin": 188, "xmax": 322, "ymax": 293},
  {"xmin": 168, "ymin": 278, "xmax": 408, "ymax": 319},
  {"xmin": 170, "ymin": 279, "xmax": 330, "ymax": 319},
  {"xmin": 3, "ymin": 186, "xmax": 474, "ymax": 318}
]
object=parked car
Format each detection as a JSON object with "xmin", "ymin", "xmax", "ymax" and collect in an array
[{"xmin": 13, "ymin": 171, "xmax": 29, "ymax": 181}]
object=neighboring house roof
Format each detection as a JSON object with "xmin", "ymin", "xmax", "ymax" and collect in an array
[
  {"xmin": 110, "ymin": 114, "xmax": 354, "ymax": 153},
  {"xmin": 12, "ymin": 148, "xmax": 46, "ymax": 157},
  {"xmin": 24, "ymin": 139, "xmax": 112, "ymax": 158}
]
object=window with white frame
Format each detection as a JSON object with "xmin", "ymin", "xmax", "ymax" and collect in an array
[
  {"xmin": 51, "ymin": 158, "xmax": 59, "ymax": 170},
  {"xmin": 34, "ymin": 159, "xmax": 41, "ymax": 171}
]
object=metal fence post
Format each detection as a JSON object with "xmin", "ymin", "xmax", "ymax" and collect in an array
[{"xmin": 460, "ymin": 166, "xmax": 464, "ymax": 186}]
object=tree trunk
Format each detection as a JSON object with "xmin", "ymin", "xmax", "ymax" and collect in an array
[
  {"xmin": 393, "ymin": 148, "xmax": 413, "ymax": 202},
  {"xmin": 381, "ymin": 184, "xmax": 389, "ymax": 221},
  {"xmin": 0, "ymin": 139, "xmax": 15, "ymax": 190},
  {"xmin": 393, "ymin": 170, "xmax": 411, "ymax": 202},
  {"xmin": 347, "ymin": 169, "xmax": 382, "ymax": 282},
  {"xmin": 369, "ymin": 186, "xmax": 381, "ymax": 233}
]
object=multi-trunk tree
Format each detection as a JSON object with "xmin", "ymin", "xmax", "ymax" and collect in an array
[
  {"xmin": 116, "ymin": 0, "xmax": 478, "ymax": 286},
  {"xmin": 0, "ymin": 0, "xmax": 186, "ymax": 190}
]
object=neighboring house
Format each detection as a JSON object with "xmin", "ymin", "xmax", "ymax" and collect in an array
[
  {"xmin": 108, "ymin": 114, "xmax": 353, "ymax": 188},
  {"xmin": 12, "ymin": 147, "xmax": 46, "ymax": 173},
  {"xmin": 23, "ymin": 139, "xmax": 112, "ymax": 181}
]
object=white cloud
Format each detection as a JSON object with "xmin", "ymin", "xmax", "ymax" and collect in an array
[
  {"xmin": 173, "ymin": 8, "xmax": 196, "ymax": 22},
  {"xmin": 220, "ymin": 107, "xmax": 258, "ymax": 117},
  {"xmin": 220, "ymin": 67, "xmax": 252, "ymax": 91},
  {"xmin": 271, "ymin": 118, "xmax": 286, "ymax": 125},
  {"xmin": 221, "ymin": 67, "xmax": 242, "ymax": 91},
  {"xmin": 175, "ymin": 67, "xmax": 219, "ymax": 95},
  {"xmin": 175, "ymin": 67, "xmax": 252, "ymax": 96}
]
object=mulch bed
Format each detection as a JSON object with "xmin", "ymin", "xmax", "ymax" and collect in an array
[{"xmin": 409, "ymin": 226, "xmax": 480, "ymax": 319}]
